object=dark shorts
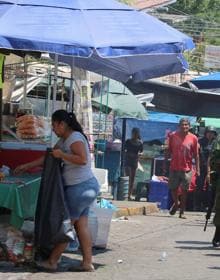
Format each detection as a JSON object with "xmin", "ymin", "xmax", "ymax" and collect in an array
[
  {"xmin": 64, "ymin": 176, "xmax": 100, "ymax": 220},
  {"xmin": 168, "ymin": 170, "xmax": 192, "ymax": 191},
  {"xmin": 124, "ymin": 158, "xmax": 138, "ymax": 169}
]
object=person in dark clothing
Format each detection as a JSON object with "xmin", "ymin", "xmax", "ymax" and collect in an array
[
  {"xmin": 207, "ymin": 136, "xmax": 220, "ymax": 247},
  {"xmin": 195, "ymin": 126, "xmax": 217, "ymax": 211},
  {"xmin": 124, "ymin": 127, "xmax": 143, "ymax": 200},
  {"xmin": 15, "ymin": 110, "xmax": 99, "ymax": 272}
]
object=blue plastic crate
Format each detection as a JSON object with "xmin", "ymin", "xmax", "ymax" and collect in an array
[{"xmin": 148, "ymin": 181, "xmax": 173, "ymax": 209}]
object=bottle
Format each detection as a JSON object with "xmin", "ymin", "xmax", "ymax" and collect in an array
[
  {"xmin": 12, "ymin": 238, "xmax": 25, "ymax": 263},
  {"xmin": 13, "ymin": 239, "xmax": 25, "ymax": 256},
  {"xmin": 159, "ymin": 251, "xmax": 167, "ymax": 261},
  {"xmin": 23, "ymin": 242, "xmax": 33, "ymax": 261}
]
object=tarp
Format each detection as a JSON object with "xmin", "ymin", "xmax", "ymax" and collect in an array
[
  {"xmin": 148, "ymin": 111, "xmax": 197, "ymax": 124},
  {"xmin": 114, "ymin": 118, "xmax": 178, "ymax": 142},
  {"xmin": 201, "ymin": 118, "xmax": 220, "ymax": 128},
  {"xmin": 126, "ymin": 80, "xmax": 220, "ymax": 118},
  {"xmin": 191, "ymin": 72, "xmax": 220, "ymax": 89}
]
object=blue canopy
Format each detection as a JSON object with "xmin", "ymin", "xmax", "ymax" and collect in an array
[
  {"xmin": 191, "ymin": 72, "xmax": 220, "ymax": 89},
  {"xmin": 148, "ymin": 111, "xmax": 197, "ymax": 124},
  {"xmin": 0, "ymin": 0, "xmax": 195, "ymax": 82},
  {"xmin": 114, "ymin": 118, "xmax": 178, "ymax": 142}
]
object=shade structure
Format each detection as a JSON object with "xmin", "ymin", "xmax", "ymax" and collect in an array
[
  {"xmin": 191, "ymin": 72, "xmax": 220, "ymax": 90},
  {"xmin": 126, "ymin": 79, "xmax": 220, "ymax": 118},
  {"xmin": 0, "ymin": 0, "xmax": 194, "ymax": 82},
  {"xmin": 92, "ymin": 79, "xmax": 147, "ymax": 119}
]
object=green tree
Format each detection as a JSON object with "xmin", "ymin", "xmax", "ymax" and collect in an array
[
  {"xmin": 118, "ymin": 0, "xmax": 134, "ymax": 5},
  {"xmin": 169, "ymin": 0, "xmax": 220, "ymax": 72}
]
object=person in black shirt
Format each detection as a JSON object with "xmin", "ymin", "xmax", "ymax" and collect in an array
[
  {"xmin": 194, "ymin": 126, "xmax": 217, "ymax": 211},
  {"xmin": 124, "ymin": 127, "xmax": 143, "ymax": 200}
]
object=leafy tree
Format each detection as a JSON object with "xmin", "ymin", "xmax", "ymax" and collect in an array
[
  {"xmin": 169, "ymin": 0, "xmax": 220, "ymax": 72},
  {"xmin": 118, "ymin": 0, "xmax": 134, "ymax": 5}
]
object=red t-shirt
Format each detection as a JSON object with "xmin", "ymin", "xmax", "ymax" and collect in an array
[{"xmin": 168, "ymin": 131, "xmax": 198, "ymax": 171}]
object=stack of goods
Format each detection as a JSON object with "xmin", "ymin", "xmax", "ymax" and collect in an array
[
  {"xmin": 0, "ymin": 225, "xmax": 34, "ymax": 264},
  {"xmin": 16, "ymin": 115, "xmax": 50, "ymax": 139},
  {"xmin": 0, "ymin": 173, "xmax": 4, "ymax": 181},
  {"xmin": 0, "ymin": 165, "xmax": 10, "ymax": 181}
]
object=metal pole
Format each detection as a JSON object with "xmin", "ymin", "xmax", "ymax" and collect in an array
[
  {"xmin": 68, "ymin": 57, "xmax": 74, "ymax": 112},
  {"xmin": 104, "ymin": 79, "xmax": 110, "ymax": 138},
  {"xmin": 120, "ymin": 118, "xmax": 126, "ymax": 177},
  {"xmin": 51, "ymin": 54, "xmax": 58, "ymax": 147},
  {"xmin": 52, "ymin": 54, "xmax": 58, "ymax": 113},
  {"xmin": 47, "ymin": 65, "xmax": 51, "ymax": 118},
  {"xmin": 23, "ymin": 56, "xmax": 28, "ymax": 110}
]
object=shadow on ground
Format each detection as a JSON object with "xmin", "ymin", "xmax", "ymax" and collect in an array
[
  {"xmin": 0, "ymin": 255, "xmax": 106, "ymax": 273},
  {"xmin": 208, "ymin": 266, "xmax": 220, "ymax": 270},
  {"xmin": 176, "ymin": 240, "xmax": 211, "ymax": 245},
  {"xmin": 205, "ymin": 253, "xmax": 220, "ymax": 257},
  {"xmin": 175, "ymin": 239, "xmax": 216, "ymax": 250}
]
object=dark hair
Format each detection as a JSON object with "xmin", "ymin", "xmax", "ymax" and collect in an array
[
  {"xmin": 52, "ymin": 110, "xmax": 88, "ymax": 141},
  {"xmin": 131, "ymin": 127, "xmax": 141, "ymax": 139}
]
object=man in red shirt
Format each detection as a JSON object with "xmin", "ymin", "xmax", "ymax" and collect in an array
[{"xmin": 165, "ymin": 118, "xmax": 200, "ymax": 218}]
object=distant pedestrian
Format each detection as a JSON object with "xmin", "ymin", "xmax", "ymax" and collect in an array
[
  {"xmin": 207, "ymin": 135, "xmax": 220, "ymax": 247},
  {"xmin": 195, "ymin": 126, "xmax": 217, "ymax": 211},
  {"xmin": 124, "ymin": 127, "xmax": 143, "ymax": 200},
  {"xmin": 164, "ymin": 118, "xmax": 200, "ymax": 218}
]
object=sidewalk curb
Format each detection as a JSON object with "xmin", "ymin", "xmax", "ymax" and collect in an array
[{"xmin": 112, "ymin": 201, "xmax": 159, "ymax": 218}]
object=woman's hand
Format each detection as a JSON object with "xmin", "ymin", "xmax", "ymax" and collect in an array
[
  {"xmin": 51, "ymin": 148, "xmax": 64, "ymax": 159},
  {"xmin": 14, "ymin": 164, "xmax": 29, "ymax": 175}
]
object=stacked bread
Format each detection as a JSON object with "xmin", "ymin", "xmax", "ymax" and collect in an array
[{"xmin": 16, "ymin": 115, "xmax": 50, "ymax": 139}]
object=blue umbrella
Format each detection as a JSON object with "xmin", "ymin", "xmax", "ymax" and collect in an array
[{"xmin": 0, "ymin": 0, "xmax": 194, "ymax": 82}]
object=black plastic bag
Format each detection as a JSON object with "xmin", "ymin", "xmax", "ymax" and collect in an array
[{"xmin": 34, "ymin": 150, "xmax": 73, "ymax": 260}]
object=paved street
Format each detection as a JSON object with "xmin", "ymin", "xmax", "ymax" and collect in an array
[{"xmin": 0, "ymin": 211, "xmax": 219, "ymax": 280}]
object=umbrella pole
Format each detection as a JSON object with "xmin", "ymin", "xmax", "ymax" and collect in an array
[
  {"xmin": 98, "ymin": 75, "xmax": 104, "ymax": 136},
  {"xmin": 47, "ymin": 64, "xmax": 52, "ymax": 118},
  {"xmin": 120, "ymin": 118, "xmax": 126, "ymax": 177},
  {"xmin": 104, "ymin": 79, "xmax": 110, "ymax": 138},
  {"xmin": 69, "ymin": 58, "xmax": 74, "ymax": 112},
  {"xmin": 23, "ymin": 56, "xmax": 27, "ymax": 110},
  {"xmin": 52, "ymin": 54, "xmax": 58, "ymax": 113},
  {"xmin": 51, "ymin": 54, "xmax": 58, "ymax": 146},
  {"xmin": 95, "ymin": 76, "xmax": 104, "ymax": 169}
]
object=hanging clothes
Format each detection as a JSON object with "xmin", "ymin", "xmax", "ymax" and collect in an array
[{"xmin": 34, "ymin": 150, "xmax": 73, "ymax": 260}]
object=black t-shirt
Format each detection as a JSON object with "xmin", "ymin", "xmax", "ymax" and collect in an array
[
  {"xmin": 199, "ymin": 136, "xmax": 212, "ymax": 167},
  {"xmin": 125, "ymin": 139, "xmax": 143, "ymax": 162}
]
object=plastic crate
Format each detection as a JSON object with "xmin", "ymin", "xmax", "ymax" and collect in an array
[{"xmin": 148, "ymin": 181, "xmax": 173, "ymax": 209}]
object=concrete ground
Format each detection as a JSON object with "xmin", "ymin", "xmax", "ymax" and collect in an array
[{"xmin": 0, "ymin": 210, "xmax": 219, "ymax": 280}]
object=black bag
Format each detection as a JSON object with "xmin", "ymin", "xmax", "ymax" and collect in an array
[{"xmin": 34, "ymin": 150, "xmax": 73, "ymax": 260}]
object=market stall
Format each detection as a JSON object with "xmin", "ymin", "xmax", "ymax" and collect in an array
[{"xmin": 0, "ymin": 174, "xmax": 41, "ymax": 228}]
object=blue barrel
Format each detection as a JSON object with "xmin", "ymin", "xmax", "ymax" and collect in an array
[
  {"xmin": 117, "ymin": 176, "xmax": 129, "ymax": 201},
  {"xmin": 95, "ymin": 139, "xmax": 107, "ymax": 152}
]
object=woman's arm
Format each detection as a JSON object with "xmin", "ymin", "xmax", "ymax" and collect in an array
[
  {"xmin": 52, "ymin": 141, "xmax": 87, "ymax": 165},
  {"xmin": 14, "ymin": 156, "xmax": 45, "ymax": 174}
]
